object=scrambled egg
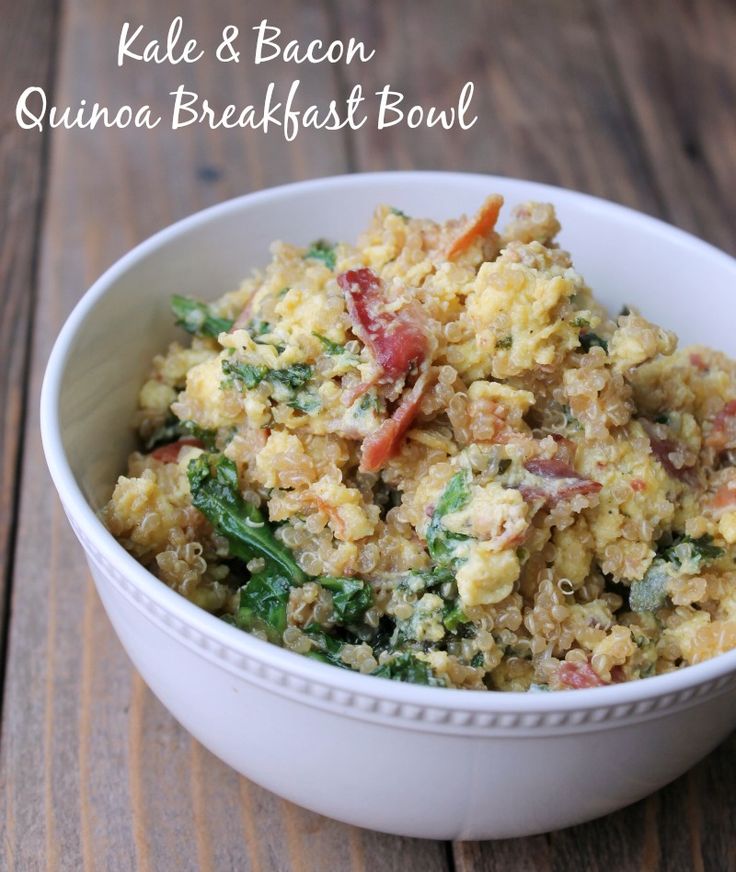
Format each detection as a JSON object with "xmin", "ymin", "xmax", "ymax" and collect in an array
[{"xmin": 102, "ymin": 196, "xmax": 736, "ymax": 691}]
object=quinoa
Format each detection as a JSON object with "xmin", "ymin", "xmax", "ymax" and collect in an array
[{"xmin": 101, "ymin": 196, "xmax": 736, "ymax": 691}]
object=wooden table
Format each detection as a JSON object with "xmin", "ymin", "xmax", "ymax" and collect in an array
[{"xmin": 2, "ymin": 1, "xmax": 735, "ymax": 868}]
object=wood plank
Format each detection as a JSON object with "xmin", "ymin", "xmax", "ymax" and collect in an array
[
  {"xmin": 0, "ymin": 0, "xmax": 59, "ymax": 672},
  {"xmin": 331, "ymin": 0, "xmax": 736, "ymax": 867},
  {"xmin": 334, "ymin": 0, "xmax": 664, "ymax": 214},
  {"xmin": 0, "ymin": 0, "xmax": 448, "ymax": 869},
  {"xmin": 595, "ymin": 0, "xmax": 736, "ymax": 255}
]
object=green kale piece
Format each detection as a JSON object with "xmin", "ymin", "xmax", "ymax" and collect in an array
[
  {"xmin": 222, "ymin": 360, "xmax": 313, "ymax": 394},
  {"xmin": 572, "ymin": 316, "xmax": 591, "ymax": 328},
  {"xmin": 247, "ymin": 318, "xmax": 271, "ymax": 337},
  {"xmin": 221, "ymin": 359, "xmax": 269, "ymax": 389},
  {"xmin": 629, "ymin": 534, "xmax": 724, "ymax": 613},
  {"xmin": 629, "ymin": 562, "xmax": 671, "ymax": 613},
  {"xmin": 372, "ymin": 653, "xmax": 445, "ymax": 687},
  {"xmin": 236, "ymin": 569, "xmax": 291, "ymax": 644},
  {"xmin": 661, "ymin": 534, "xmax": 724, "ymax": 567},
  {"xmin": 313, "ymin": 332, "xmax": 345, "ymax": 355},
  {"xmin": 357, "ymin": 392, "xmax": 381, "ymax": 413},
  {"xmin": 443, "ymin": 600, "xmax": 470, "ymax": 633},
  {"xmin": 579, "ymin": 332, "xmax": 608, "ymax": 353},
  {"xmin": 426, "ymin": 470, "xmax": 472, "ymax": 567},
  {"xmin": 318, "ymin": 576, "xmax": 373, "ymax": 624},
  {"xmin": 269, "ymin": 363, "xmax": 314, "ymax": 390},
  {"xmin": 143, "ymin": 416, "xmax": 216, "ymax": 451},
  {"xmin": 143, "ymin": 416, "xmax": 183, "ymax": 451},
  {"xmin": 288, "ymin": 391, "xmax": 321, "ymax": 414},
  {"xmin": 390, "ymin": 207, "xmax": 410, "ymax": 220},
  {"xmin": 187, "ymin": 453, "xmax": 306, "ymax": 584},
  {"xmin": 303, "ymin": 625, "xmax": 351, "ymax": 669},
  {"xmin": 304, "ymin": 239, "xmax": 336, "ymax": 271},
  {"xmin": 171, "ymin": 295, "xmax": 233, "ymax": 338},
  {"xmin": 497, "ymin": 335, "xmax": 513, "ymax": 349}
]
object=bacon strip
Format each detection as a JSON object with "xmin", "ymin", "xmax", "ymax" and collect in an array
[
  {"xmin": 558, "ymin": 662, "xmax": 606, "ymax": 689},
  {"xmin": 338, "ymin": 268, "xmax": 429, "ymax": 379},
  {"xmin": 446, "ymin": 194, "xmax": 503, "ymax": 260},
  {"xmin": 648, "ymin": 436, "xmax": 698, "ymax": 485},
  {"xmin": 359, "ymin": 370, "xmax": 434, "ymax": 473},
  {"xmin": 151, "ymin": 438, "xmax": 204, "ymax": 463},
  {"xmin": 519, "ymin": 457, "xmax": 601, "ymax": 506},
  {"xmin": 706, "ymin": 399, "xmax": 736, "ymax": 451},
  {"xmin": 711, "ymin": 482, "xmax": 736, "ymax": 514}
]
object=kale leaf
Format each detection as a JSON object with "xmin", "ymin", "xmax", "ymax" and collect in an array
[
  {"xmin": 579, "ymin": 332, "xmax": 608, "ymax": 353},
  {"xmin": 426, "ymin": 470, "xmax": 472, "ymax": 567},
  {"xmin": 318, "ymin": 576, "xmax": 373, "ymax": 624},
  {"xmin": 629, "ymin": 562, "xmax": 671, "ymax": 614},
  {"xmin": 313, "ymin": 333, "xmax": 345, "ymax": 355},
  {"xmin": 222, "ymin": 360, "xmax": 313, "ymax": 393},
  {"xmin": 443, "ymin": 601, "xmax": 470, "ymax": 633},
  {"xmin": 629, "ymin": 534, "xmax": 724, "ymax": 613},
  {"xmin": 187, "ymin": 453, "xmax": 306, "ymax": 584},
  {"xmin": 143, "ymin": 416, "xmax": 216, "ymax": 452},
  {"xmin": 171, "ymin": 295, "xmax": 233, "ymax": 338},
  {"xmin": 269, "ymin": 363, "xmax": 314, "ymax": 390},
  {"xmin": 660, "ymin": 534, "xmax": 724, "ymax": 567},
  {"xmin": 236, "ymin": 569, "xmax": 291, "ymax": 644},
  {"xmin": 288, "ymin": 391, "xmax": 321, "ymax": 414},
  {"xmin": 304, "ymin": 240, "xmax": 336, "ymax": 271},
  {"xmin": 303, "ymin": 625, "xmax": 351, "ymax": 669},
  {"xmin": 372, "ymin": 653, "xmax": 445, "ymax": 686},
  {"xmin": 221, "ymin": 359, "xmax": 269, "ymax": 389}
]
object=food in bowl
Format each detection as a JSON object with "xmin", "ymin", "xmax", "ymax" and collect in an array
[{"xmin": 102, "ymin": 195, "xmax": 736, "ymax": 691}]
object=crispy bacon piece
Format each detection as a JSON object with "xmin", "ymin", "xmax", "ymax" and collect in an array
[
  {"xmin": 338, "ymin": 268, "xmax": 429, "ymax": 379},
  {"xmin": 558, "ymin": 662, "xmax": 606, "ymax": 689},
  {"xmin": 446, "ymin": 194, "xmax": 504, "ymax": 260},
  {"xmin": 359, "ymin": 370, "xmax": 434, "ymax": 473},
  {"xmin": 519, "ymin": 457, "xmax": 601, "ymax": 506},
  {"xmin": 648, "ymin": 436, "xmax": 698, "ymax": 485},
  {"xmin": 711, "ymin": 482, "xmax": 736, "ymax": 513},
  {"xmin": 150, "ymin": 438, "xmax": 204, "ymax": 463},
  {"xmin": 706, "ymin": 399, "xmax": 736, "ymax": 451}
]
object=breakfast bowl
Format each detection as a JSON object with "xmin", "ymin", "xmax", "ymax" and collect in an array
[{"xmin": 41, "ymin": 172, "xmax": 736, "ymax": 839}]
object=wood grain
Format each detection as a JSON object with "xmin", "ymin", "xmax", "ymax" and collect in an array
[
  {"xmin": 595, "ymin": 0, "xmax": 736, "ymax": 255},
  {"xmin": 0, "ymin": 0, "xmax": 59, "ymax": 676},
  {"xmin": 0, "ymin": 0, "xmax": 446, "ymax": 869},
  {"xmin": 334, "ymin": 0, "xmax": 664, "ymax": 214}
]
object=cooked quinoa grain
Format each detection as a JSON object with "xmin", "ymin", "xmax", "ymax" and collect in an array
[{"xmin": 102, "ymin": 196, "xmax": 736, "ymax": 691}]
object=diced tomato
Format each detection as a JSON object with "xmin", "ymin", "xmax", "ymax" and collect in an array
[
  {"xmin": 648, "ymin": 436, "xmax": 698, "ymax": 485},
  {"xmin": 558, "ymin": 662, "xmax": 606, "ymax": 689},
  {"xmin": 706, "ymin": 399, "xmax": 736, "ymax": 451},
  {"xmin": 338, "ymin": 268, "xmax": 429, "ymax": 379},
  {"xmin": 519, "ymin": 457, "xmax": 601, "ymax": 506},
  {"xmin": 359, "ymin": 370, "xmax": 433, "ymax": 473},
  {"xmin": 630, "ymin": 478, "xmax": 647, "ymax": 492},
  {"xmin": 150, "ymin": 438, "xmax": 204, "ymax": 462},
  {"xmin": 711, "ymin": 482, "xmax": 736, "ymax": 512},
  {"xmin": 446, "ymin": 194, "xmax": 503, "ymax": 260},
  {"xmin": 690, "ymin": 352, "xmax": 709, "ymax": 372}
]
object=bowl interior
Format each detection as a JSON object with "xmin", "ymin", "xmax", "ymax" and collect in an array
[{"xmin": 55, "ymin": 172, "xmax": 736, "ymax": 510}]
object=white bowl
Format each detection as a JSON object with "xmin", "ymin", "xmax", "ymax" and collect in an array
[{"xmin": 41, "ymin": 172, "xmax": 736, "ymax": 840}]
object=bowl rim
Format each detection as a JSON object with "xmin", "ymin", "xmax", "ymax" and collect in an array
[{"xmin": 40, "ymin": 169, "xmax": 736, "ymax": 714}]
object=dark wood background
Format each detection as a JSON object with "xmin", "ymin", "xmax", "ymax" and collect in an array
[{"xmin": 1, "ymin": 0, "xmax": 735, "ymax": 869}]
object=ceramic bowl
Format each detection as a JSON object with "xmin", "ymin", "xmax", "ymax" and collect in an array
[{"xmin": 41, "ymin": 172, "xmax": 736, "ymax": 839}]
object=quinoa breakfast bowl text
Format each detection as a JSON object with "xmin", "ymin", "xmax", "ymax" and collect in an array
[{"xmin": 42, "ymin": 173, "xmax": 736, "ymax": 838}]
